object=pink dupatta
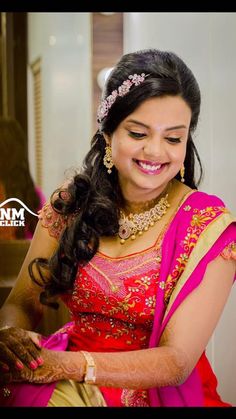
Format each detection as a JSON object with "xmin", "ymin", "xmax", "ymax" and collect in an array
[{"xmin": 148, "ymin": 190, "xmax": 236, "ymax": 406}]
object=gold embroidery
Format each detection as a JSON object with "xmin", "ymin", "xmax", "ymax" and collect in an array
[
  {"xmin": 121, "ymin": 389, "xmax": 149, "ymax": 407},
  {"xmin": 164, "ymin": 206, "xmax": 228, "ymax": 305},
  {"xmin": 67, "ymin": 229, "xmax": 163, "ymax": 352},
  {"xmin": 221, "ymin": 241, "xmax": 236, "ymax": 260}
]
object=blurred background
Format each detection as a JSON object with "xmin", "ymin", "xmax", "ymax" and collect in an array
[{"xmin": 0, "ymin": 12, "xmax": 236, "ymax": 404}]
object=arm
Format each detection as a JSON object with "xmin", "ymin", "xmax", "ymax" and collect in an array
[
  {"xmin": 12, "ymin": 255, "xmax": 236, "ymax": 388},
  {"xmin": 92, "ymin": 255, "xmax": 235, "ymax": 389}
]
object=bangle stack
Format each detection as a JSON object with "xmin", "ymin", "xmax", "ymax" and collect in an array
[{"xmin": 80, "ymin": 350, "xmax": 96, "ymax": 384}]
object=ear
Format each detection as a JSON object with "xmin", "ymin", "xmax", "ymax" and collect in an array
[{"xmin": 103, "ymin": 133, "xmax": 111, "ymax": 146}]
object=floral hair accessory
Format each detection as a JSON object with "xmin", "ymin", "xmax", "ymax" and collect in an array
[{"xmin": 97, "ymin": 73, "xmax": 149, "ymax": 127}]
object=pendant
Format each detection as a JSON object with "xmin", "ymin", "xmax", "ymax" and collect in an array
[
  {"xmin": 118, "ymin": 219, "xmax": 132, "ymax": 240},
  {"xmin": 118, "ymin": 192, "xmax": 170, "ymax": 244}
]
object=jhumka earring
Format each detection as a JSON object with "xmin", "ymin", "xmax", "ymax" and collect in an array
[
  {"xmin": 180, "ymin": 165, "xmax": 185, "ymax": 183},
  {"xmin": 103, "ymin": 145, "xmax": 113, "ymax": 174}
]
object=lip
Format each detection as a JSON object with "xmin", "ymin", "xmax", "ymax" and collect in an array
[
  {"xmin": 134, "ymin": 159, "xmax": 167, "ymax": 175},
  {"xmin": 135, "ymin": 159, "xmax": 164, "ymax": 166}
]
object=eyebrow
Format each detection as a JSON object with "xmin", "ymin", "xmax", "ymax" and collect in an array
[{"xmin": 126, "ymin": 119, "xmax": 187, "ymax": 131}]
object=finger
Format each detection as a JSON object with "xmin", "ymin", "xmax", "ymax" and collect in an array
[
  {"xmin": 0, "ymin": 361, "xmax": 10, "ymax": 373},
  {"xmin": 0, "ymin": 364, "xmax": 33, "ymax": 384},
  {"xmin": 11, "ymin": 365, "xmax": 34, "ymax": 383},
  {"xmin": 9, "ymin": 341, "xmax": 39, "ymax": 370},
  {"xmin": 0, "ymin": 328, "xmax": 43, "ymax": 370},
  {"xmin": 28, "ymin": 331, "xmax": 42, "ymax": 349},
  {"xmin": 0, "ymin": 342, "xmax": 23, "ymax": 370},
  {"xmin": 24, "ymin": 341, "xmax": 44, "ymax": 366}
]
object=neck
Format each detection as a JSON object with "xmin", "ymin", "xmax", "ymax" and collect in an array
[{"xmin": 122, "ymin": 181, "xmax": 172, "ymax": 215}]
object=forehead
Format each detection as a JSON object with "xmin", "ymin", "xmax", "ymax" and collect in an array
[{"xmin": 124, "ymin": 95, "xmax": 191, "ymax": 127}]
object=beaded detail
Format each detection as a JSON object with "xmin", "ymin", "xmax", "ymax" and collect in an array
[
  {"xmin": 38, "ymin": 202, "xmax": 76, "ymax": 241},
  {"xmin": 97, "ymin": 73, "xmax": 149, "ymax": 127},
  {"xmin": 118, "ymin": 194, "xmax": 170, "ymax": 244}
]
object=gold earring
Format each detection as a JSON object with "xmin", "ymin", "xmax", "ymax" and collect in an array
[
  {"xmin": 180, "ymin": 165, "xmax": 185, "ymax": 183},
  {"xmin": 103, "ymin": 145, "xmax": 113, "ymax": 174}
]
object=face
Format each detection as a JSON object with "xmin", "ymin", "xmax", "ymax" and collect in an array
[{"xmin": 105, "ymin": 95, "xmax": 192, "ymax": 202}]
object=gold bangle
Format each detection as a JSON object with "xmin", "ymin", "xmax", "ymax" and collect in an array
[{"xmin": 80, "ymin": 350, "xmax": 96, "ymax": 384}]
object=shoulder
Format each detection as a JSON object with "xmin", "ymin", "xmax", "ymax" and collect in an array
[
  {"xmin": 178, "ymin": 189, "xmax": 229, "ymax": 224},
  {"xmin": 171, "ymin": 180, "xmax": 226, "ymax": 215},
  {"xmin": 190, "ymin": 190, "xmax": 225, "ymax": 208},
  {"xmin": 185, "ymin": 189, "xmax": 226, "ymax": 210},
  {"xmin": 169, "ymin": 182, "xmax": 229, "ymax": 232},
  {"xmin": 38, "ymin": 202, "xmax": 69, "ymax": 241},
  {"xmin": 163, "ymin": 190, "xmax": 236, "ymax": 305},
  {"xmin": 170, "ymin": 188, "xmax": 235, "ymax": 245},
  {"xmin": 38, "ymin": 180, "xmax": 77, "ymax": 241}
]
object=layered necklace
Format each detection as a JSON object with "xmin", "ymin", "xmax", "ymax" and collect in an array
[{"xmin": 118, "ymin": 187, "xmax": 171, "ymax": 245}]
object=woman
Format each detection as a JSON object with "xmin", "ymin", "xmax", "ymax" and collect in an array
[
  {"xmin": 0, "ymin": 117, "xmax": 45, "ymax": 240},
  {"xmin": 0, "ymin": 49, "xmax": 236, "ymax": 407}
]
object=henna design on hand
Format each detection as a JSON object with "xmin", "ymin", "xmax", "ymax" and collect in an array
[
  {"xmin": 9, "ymin": 349, "xmax": 86, "ymax": 385},
  {"xmin": 0, "ymin": 326, "xmax": 42, "ymax": 375}
]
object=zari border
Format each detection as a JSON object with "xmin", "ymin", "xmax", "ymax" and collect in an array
[{"xmin": 163, "ymin": 211, "xmax": 236, "ymax": 320}]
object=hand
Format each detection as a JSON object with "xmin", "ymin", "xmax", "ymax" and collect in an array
[
  {"xmin": 5, "ymin": 348, "xmax": 86, "ymax": 385},
  {"xmin": 0, "ymin": 326, "xmax": 43, "ymax": 384}
]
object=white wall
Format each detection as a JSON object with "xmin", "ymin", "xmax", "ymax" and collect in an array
[
  {"xmin": 124, "ymin": 12, "xmax": 236, "ymax": 405},
  {"xmin": 27, "ymin": 13, "xmax": 92, "ymax": 199}
]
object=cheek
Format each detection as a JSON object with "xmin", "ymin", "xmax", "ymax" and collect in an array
[
  {"xmin": 167, "ymin": 144, "xmax": 187, "ymax": 162},
  {"xmin": 112, "ymin": 142, "xmax": 123, "ymax": 161},
  {"xmin": 112, "ymin": 140, "xmax": 134, "ymax": 158}
]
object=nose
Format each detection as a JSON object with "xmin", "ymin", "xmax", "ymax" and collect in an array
[{"xmin": 143, "ymin": 135, "xmax": 163, "ymax": 159}]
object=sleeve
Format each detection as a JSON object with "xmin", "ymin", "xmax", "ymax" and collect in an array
[{"xmin": 38, "ymin": 201, "xmax": 73, "ymax": 241}]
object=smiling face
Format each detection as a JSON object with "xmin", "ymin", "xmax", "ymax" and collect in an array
[{"xmin": 104, "ymin": 95, "xmax": 192, "ymax": 202}]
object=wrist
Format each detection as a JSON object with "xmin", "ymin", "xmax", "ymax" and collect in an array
[
  {"xmin": 80, "ymin": 350, "xmax": 97, "ymax": 384},
  {"xmin": 66, "ymin": 351, "xmax": 87, "ymax": 382},
  {"xmin": 41, "ymin": 349, "xmax": 86, "ymax": 383}
]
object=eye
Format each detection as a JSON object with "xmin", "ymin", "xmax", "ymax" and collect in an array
[
  {"xmin": 165, "ymin": 137, "xmax": 181, "ymax": 144},
  {"xmin": 128, "ymin": 131, "xmax": 146, "ymax": 139}
]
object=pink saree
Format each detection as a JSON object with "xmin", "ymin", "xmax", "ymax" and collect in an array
[{"xmin": 1, "ymin": 190, "xmax": 236, "ymax": 407}]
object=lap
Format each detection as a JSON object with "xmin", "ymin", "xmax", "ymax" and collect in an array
[{"xmin": 47, "ymin": 380, "xmax": 106, "ymax": 407}]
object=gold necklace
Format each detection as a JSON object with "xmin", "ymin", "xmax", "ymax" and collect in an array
[{"xmin": 118, "ymin": 193, "xmax": 170, "ymax": 244}]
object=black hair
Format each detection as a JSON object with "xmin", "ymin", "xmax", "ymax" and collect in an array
[{"xmin": 29, "ymin": 49, "xmax": 203, "ymax": 306}]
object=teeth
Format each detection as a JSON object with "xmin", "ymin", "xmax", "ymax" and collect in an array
[{"xmin": 139, "ymin": 162, "xmax": 162, "ymax": 171}]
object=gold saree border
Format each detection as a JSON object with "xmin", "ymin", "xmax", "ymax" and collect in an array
[{"xmin": 164, "ymin": 211, "xmax": 236, "ymax": 320}]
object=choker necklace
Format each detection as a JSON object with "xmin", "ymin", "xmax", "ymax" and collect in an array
[{"xmin": 118, "ymin": 193, "xmax": 170, "ymax": 244}]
